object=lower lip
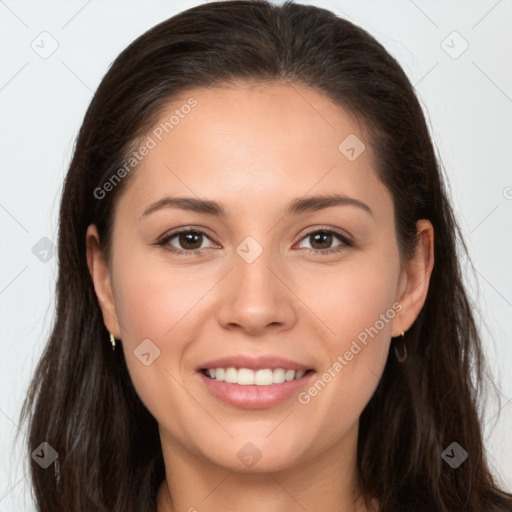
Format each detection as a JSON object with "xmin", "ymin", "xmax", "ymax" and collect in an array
[{"xmin": 198, "ymin": 370, "xmax": 315, "ymax": 409}]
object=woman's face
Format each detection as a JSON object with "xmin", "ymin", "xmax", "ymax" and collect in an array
[{"xmin": 87, "ymin": 83, "xmax": 432, "ymax": 473}]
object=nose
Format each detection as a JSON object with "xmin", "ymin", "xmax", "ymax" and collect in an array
[{"xmin": 216, "ymin": 246, "xmax": 297, "ymax": 336}]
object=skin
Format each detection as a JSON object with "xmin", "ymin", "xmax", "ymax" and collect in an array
[{"xmin": 86, "ymin": 83, "xmax": 434, "ymax": 512}]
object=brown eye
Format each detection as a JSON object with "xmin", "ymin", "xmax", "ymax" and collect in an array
[
  {"xmin": 296, "ymin": 229, "xmax": 352, "ymax": 254},
  {"xmin": 177, "ymin": 232, "xmax": 204, "ymax": 250},
  {"xmin": 309, "ymin": 232, "xmax": 334, "ymax": 250},
  {"xmin": 157, "ymin": 228, "xmax": 216, "ymax": 254}
]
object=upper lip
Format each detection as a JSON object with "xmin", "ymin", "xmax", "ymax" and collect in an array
[{"xmin": 198, "ymin": 355, "xmax": 314, "ymax": 372}]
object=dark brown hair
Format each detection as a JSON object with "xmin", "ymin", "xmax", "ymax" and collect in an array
[{"xmin": 18, "ymin": 1, "xmax": 512, "ymax": 511}]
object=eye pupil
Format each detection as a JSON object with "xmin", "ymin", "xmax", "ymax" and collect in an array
[
  {"xmin": 311, "ymin": 232, "xmax": 332, "ymax": 249},
  {"xmin": 179, "ymin": 232, "xmax": 202, "ymax": 250}
]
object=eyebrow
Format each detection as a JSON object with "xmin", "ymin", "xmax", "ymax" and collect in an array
[{"xmin": 139, "ymin": 193, "xmax": 373, "ymax": 220}]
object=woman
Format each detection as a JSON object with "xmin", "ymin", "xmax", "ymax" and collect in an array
[{"xmin": 18, "ymin": 1, "xmax": 512, "ymax": 511}]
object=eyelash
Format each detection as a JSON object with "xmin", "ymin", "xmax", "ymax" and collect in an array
[{"xmin": 156, "ymin": 226, "xmax": 353, "ymax": 256}]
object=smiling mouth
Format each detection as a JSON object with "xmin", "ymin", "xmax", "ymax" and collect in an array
[{"xmin": 200, "ymin": 367, "xmax": 315, "ymax": 386}]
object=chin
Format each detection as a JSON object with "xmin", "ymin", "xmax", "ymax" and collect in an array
[{"xmin": 204, "ymin": 443, "xmax": 303, "ymax": 474}]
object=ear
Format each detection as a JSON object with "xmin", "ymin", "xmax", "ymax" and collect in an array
[
  {"xmin": 391, "ymin": 219, "xmax": 434, "ymax": 336},
  {"xmin": 86, "ymin": 224, "xmax": 121, "ymax": 338}
]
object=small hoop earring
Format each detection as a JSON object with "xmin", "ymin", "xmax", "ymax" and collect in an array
[
  {"xmin": 393, "ymin": 331, "xmax": 407, "ymax": 362},
  {"xmin": 109, "ymin": 332, "xmax": 116, "ymax": 351}
]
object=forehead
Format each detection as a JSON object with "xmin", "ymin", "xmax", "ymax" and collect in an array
[{"xmin": 116, "ymin": 83, "xmax": 389, "ymax": 219}]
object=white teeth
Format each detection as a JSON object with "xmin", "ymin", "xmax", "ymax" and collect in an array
[
  {"xmin": 272, "ymin": 368, "xmax": 285, "ymax": 384},
  {"xmin": 224, "ymin": 367, "xmax": 238, "ymax": 383},
  {"xmin": 255, "ymin": 369, "xmax": 273, "ymax": 385},
  {"xmin": 285, "ymin": 369, "xmax": 295, "ymax": 381},
  {"xmin": 239, "ymin": 368, "xmax": 256, "ymax": 385},
  {"xmin": 204, "ymin": 367, "xmax": 308, "ymax": 385}
]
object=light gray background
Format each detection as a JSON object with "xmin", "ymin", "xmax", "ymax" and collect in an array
[{"xmin": 1, "ymin": 0, "xmax": 511, "ymax": 509}]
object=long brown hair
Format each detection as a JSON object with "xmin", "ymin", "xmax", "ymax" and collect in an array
[{"xmin": 18, "ymin": 1, "xmax": 512, "ymax": 510}]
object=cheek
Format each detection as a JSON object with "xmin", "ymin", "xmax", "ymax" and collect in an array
[
  {"xmin": 110, "ymin": 251, "xmax": 214, "ymax": 398},
  {"xmin": 295, "ymin": 248, "xmax": 400, "ymax": 411},
  {"xmin": 295, "ymin": 247, "xmax": 400, "ymax": 345},
  {"xmin": 112, "ymin": 262, "xmax": 214, "ymax": 432},
  {"xmin": 113, "ymin": 250, "xmax": 215, "ymax": 342}
]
